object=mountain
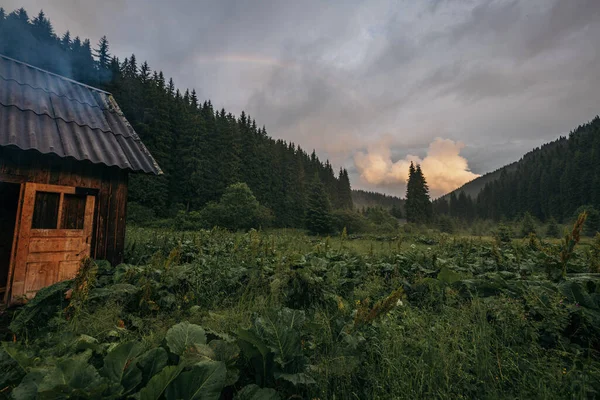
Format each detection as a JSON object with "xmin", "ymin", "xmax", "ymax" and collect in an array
[
  {"xmin": 435, "ymin": 117, "xmax": 600, "ymax": 222},
  {"xmin": 440, "ymin": 161, "xmax": 518, "ymax": 200}
]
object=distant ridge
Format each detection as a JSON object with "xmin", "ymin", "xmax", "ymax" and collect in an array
[
  {"xmin": 352, "ymin": 189, "xmax": 404, "ymax": 210},
  {"xmin": 440, "ymin": 161, "xmax": 519, "ymax": 200}
]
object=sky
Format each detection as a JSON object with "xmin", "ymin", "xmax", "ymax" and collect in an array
[{"xmin": 4, "ymin": 0, "xmax": 600, "ymax": 197}]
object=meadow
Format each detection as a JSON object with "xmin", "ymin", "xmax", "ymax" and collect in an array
[{"xmin": 1, "ymin": 224, "xmax": 599, "ymax": 399}]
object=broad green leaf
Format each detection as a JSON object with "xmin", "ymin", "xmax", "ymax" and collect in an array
[
  {"xmin": 274, "ymin": 372, "xmax": 316, "ymax": 386},
  {"xmin": 0, "ymin": 344, "xmax": 28, "ymax": 387},
  {"xmin": 11, "ymin": 370, "xmax": 45, "ymax": 400},
  {"xmin": 234, "ymin": 384, "xmax": 280, "ymax": 400},
  {"xmin": 102, "ymin": 340, "xmax": 144, "ymax": 394},
  {"xmin": 136, "ymin": 347, "xmax": 168, "ymax": 385},
  {"xmin": 139, "ymin": 365, "xmax": 184, "ymax": 400},
  {"xmin": 37, "ymin": 351, "xmax": 107, "ymax": 398},
  {"xmin": 254, "ymin": 309, "xmax": 305, "ymax": 368},
  {"xmin": 437, "ymin": 267, "xmax": 462, "ymax": 284},
  {"xmin": 166, "ymin": 322, "xmax": 207, "ymax": 356},
  {"xmin": 165, "ymin": 360, "xmax": 226, "ymax": 400}
]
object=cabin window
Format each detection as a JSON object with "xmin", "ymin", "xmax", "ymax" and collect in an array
[
  {"xmin": 61, "ymin": 194, "xmax": 87, "ymax": 229},
  {"xmin": 31, "ymin": 192, "xmax": 60, "ymax": 229}
]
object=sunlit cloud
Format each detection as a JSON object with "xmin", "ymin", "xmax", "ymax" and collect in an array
[{"xmin": 354, "ymin": 138, "xmax": 480, "ymax": 198}]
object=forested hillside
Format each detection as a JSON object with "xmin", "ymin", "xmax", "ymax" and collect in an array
[
  {"xmin": 434, "ymin": 117, "xmax": 600, "ymax": 222},
  {"xmin": 352, "ymin": 189, "xmax": 404, "ymax": 211},
  {"xmin": 439, "ymin": 161, "xmax": 518, "ymax": 200},
  {"xmin": 0, "ymin": 8, "xmax": 354, "ymax": 227}
]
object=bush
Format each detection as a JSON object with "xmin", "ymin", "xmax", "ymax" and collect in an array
[
  {"xmin": 545, "ymin": 217, "xmax": 560, "ymax": 238},
  {"xmin": 520, "ymin": 212, "xmax": 537, "ymax": 238},
  {"xmin": 436, "ymin": 215, "xmax": 455, "ymax": 234},
  {"xmin": 202, "ymin": 183, "xmax": 269, "ymax": 231},
  {"xmin": 494, "ymin": 223, "xmax": 513, "ymax": 243},
  {"xmin": 364, "ymin": 207, "xmax": 399, "ymax": 232},
  {"xmin": 174, "ymin": 210, "xmax": 204, "ymax": 230},
  {"xmin": 332, "ymin": 210, "xmax": 371, "ymax": 234}
]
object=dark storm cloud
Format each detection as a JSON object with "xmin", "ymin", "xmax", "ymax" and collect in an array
[{"xmin": 3, "ymin": 0, "xmax": 600, "ymax": 196}]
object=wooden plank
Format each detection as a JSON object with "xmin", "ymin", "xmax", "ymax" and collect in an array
[
  {"xmin": 9, "ymin": 183, "xmax": 36, "ymax": 301},
  {"xmin": 29, "ymin": 237, "xmax": 83, "ymax": 253},
  {"xmin": 0, "ymin": 173, "xmax": 26, "ymax": 184},
  {"xmin": 3, "ymin": 183, "xmax": 24, "ymax": 304}
]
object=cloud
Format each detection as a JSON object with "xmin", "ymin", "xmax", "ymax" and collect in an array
[
  {"xmin": 4, "ymin": 0, "xmax": 600, "ymax": 197},
  {"xmin": 354, "ymin": 138, "xmax": 480, "ymax": 198}
]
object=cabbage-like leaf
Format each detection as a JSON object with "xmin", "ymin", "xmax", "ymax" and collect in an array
[
  {"xmin": 11, "ymin": 370, "xmax": 45, "ymax": 400},
  {"xmin": 437, "ymin": 267, "xmax": 462, "ymax": 284},
  {"xmin": 137, "ymin": 347, "xmax": 168, "ymax": 385},
  {"xmin": 254, "ymin": 308, "xmax": 305, "ymax": 368},
  {"xmin": 165, "ymin": 360, "xmax": 226, "ymax": 400},
  {"xmin": 37, "ymin": 351, "xmax": 107, "ymax": 398},
  {"xmin": 234, "ymin": 384, "xmax": 280, "ymax": 400},
  {"xmin": 102, "ymin": 340, "xmax": 144, "ymax": 394},
  {"xmin": 166, "ymin": 322, "xmax": 207, "ymax": 356},
  {"xmin": 274, "ymin": 372, "xmax": 316, "ymax": 386},
  {"xmin": 139, "ymin": 365, "xmax": 184, "ymax": 400}
]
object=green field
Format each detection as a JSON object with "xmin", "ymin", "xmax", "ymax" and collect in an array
[{"xmin": 1, "ymin": 227, "xmax": 599, "ymax": 399}]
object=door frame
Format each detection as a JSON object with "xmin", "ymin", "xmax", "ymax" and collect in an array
[{"xmin": 2, "ymin": 179, "xmax": 98, "ymax": 304}]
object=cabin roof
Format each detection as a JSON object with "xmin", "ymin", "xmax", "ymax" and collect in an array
[{"xmin": 0, "ymin": 54, "xmax": 162, "ymax": 175}]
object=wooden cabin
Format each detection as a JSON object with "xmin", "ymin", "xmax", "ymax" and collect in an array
[{"xmin": 0, "ymin": 54, "xmax": 161, "ymax": 304}]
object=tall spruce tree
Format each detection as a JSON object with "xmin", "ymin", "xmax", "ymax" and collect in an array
[{"xmin": 405, "ymin": 163, "xmax": 432, "ymax": 223}]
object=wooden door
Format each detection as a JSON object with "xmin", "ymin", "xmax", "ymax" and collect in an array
[{"xmin": 7, "ymin": 183, "xmax": 95, "ymax": 303}]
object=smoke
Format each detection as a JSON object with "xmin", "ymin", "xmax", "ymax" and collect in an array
[{"xmin": 354, "ymin": 138, "xmax": 480, "ymax": 197}]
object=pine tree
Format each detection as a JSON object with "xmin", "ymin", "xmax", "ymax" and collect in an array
[
  {"xmin": 306, "ymin": 174, "xmax": 333, "ymax": 235},
  {"xmin": 406, "ymin": 163, "xmax": 431, "ymax": 223}
]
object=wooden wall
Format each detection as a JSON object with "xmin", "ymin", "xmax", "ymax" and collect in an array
[{"xmin": 0, "ymin": 146, "xmax": 129, "ymax": 266}]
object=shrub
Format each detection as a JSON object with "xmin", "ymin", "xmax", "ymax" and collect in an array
[
  {"xmin": 520, "ymin": 212, "xmax": 537, "ymax": 238},
  {"xmin": 331, "ymin": 209, "xmax": 371, "ymax": 234},
  {"xmin": 545, "ymin": 216, "xmax": 560, "ymax": 238},
  {"xmin": 494, "ymin": 223, "xmax": 513, "ymax": 243},
  {"xmin": 436, "ymin": 214, "xmax": 455, "ymax": 234}
]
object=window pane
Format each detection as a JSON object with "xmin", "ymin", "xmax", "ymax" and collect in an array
[
  {"xmin": 32, "ymin": 192, "xmax": 60, "ymax": 229},
  {"xmin": 61, "ymin": 194, "xmax": 87, "ymax": 229}
]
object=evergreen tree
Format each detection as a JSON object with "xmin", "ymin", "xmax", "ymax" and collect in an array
[
  {"xmin": 406, "ymin": 163, "xmax": 432, "ymax": 223},
  {"xmin": 306, "ymin": 174, "xmax": 333, "ymax": 235}
]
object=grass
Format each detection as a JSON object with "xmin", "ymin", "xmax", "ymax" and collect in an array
[{"xmin": 1, "ymin": 225, "xmax": 599, "ymax": 399}]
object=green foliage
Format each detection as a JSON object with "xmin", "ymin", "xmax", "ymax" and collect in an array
[
  {"xmin": 166, "ymin": 322, "xmax": 207, "ymax": 356},
  {"xmin": 494, "ymin": 223, "xmax": 513, "ymax": 243},
  {"xmin": 2, "ymin": 227, "xmax": 600, "ymax": 399},
  {"xmin": 331, "ymin": 209, "xmax": 370, "ymax": 234},
  {"xmin": 574, "ymin": 205, "xmax": 600, "ymax": 237},
  {"xmin": 520, "ymin": 212, "xmax": 537, "ymax": 237},
  {"xmin": 546, "ymin": 216, "xmax": 560, "ymax": 238},
  {"xmin": 127, "ymin": 202, "xmax": 157, "ymax": 226},
  {"xmin": 305, "ymin": 175, "xmax": 333, "ymax": 235}
]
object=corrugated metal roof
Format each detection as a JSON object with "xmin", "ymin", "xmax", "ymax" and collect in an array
[{"xmin": 0, "ymin": 54, "xmax": 162, "ymax": 174}]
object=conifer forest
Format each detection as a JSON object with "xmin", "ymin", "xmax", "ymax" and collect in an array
[{"xmin": 1, "ymin": 6, "xmax": 600, "ymax": 400}]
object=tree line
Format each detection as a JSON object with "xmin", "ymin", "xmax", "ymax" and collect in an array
[
  {"xmin": 0, "ymin": 8, "xmax": 354, "ymax": 228},
  {"xmin": 434, "ymin": 117, "xmax": 600, "ymax": 229}
]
